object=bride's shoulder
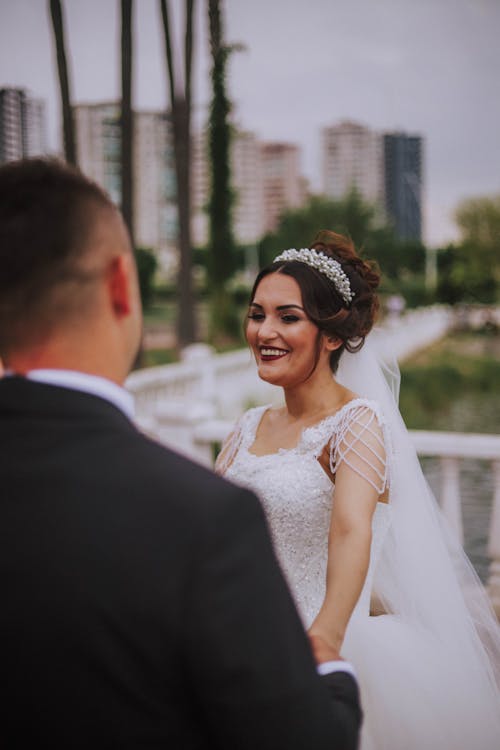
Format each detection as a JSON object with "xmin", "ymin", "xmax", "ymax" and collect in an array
[
  {"xmin": 235, "ymin": 403, "xmax": 273, "ymax": 433},
  {"xmin": 338, "ymin": 393, "xmax": 383, "ymax": 419},
  {"xmin": 335, "ymin": 400, "xmax": 391, "ymax": 450},
  {"xmin": 313, "ymin": 398, "xmax": 389, "ymax": 454},
  {"xmin": 330, "ymin": 396, "xmax": 385, "ymax": 426},
  {"xmin": 240, "ymin": 403, "xmax": 271, "ymax": 421}
]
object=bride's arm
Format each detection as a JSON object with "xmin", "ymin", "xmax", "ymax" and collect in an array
[
  {"xmin": 309, "ymin": 406, "xmax": 387, "ymax": 651},
  {"xmin": 309, "ymin": 465, "xmax": 379, "ymax": 650}
]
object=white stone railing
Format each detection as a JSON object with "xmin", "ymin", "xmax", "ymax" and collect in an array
[{"xmin": 406, "ymin": 430, "xmax": 500, "ymax": 617}]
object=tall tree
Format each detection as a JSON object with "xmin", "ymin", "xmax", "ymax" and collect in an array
[
  {"xmin": 159, "ymin": 0, "xmax": 196, "ymax": 347},
  {"xmin": 120, "ymin": 0, "xmax": 134, "ymax": 245},
  {"xmin": 206, "ymin": 0, "xmax": 239, "ymax": 342},
  {"xmin": 48, "ymin": 0, "xmax": 76, "ymax": 164}
]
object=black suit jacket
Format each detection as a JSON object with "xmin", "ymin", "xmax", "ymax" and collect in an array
[{"xmin": 0, "ymin": 377, "xmax": 361, "ymax": 748}]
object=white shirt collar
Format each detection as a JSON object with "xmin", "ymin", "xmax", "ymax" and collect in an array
[{"xmin": 26, "ymin": 369, "xmax": 135, "ymax": 420}]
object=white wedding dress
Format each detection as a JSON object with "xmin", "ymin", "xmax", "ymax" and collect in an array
[{"xmin": 219, "ymin": 398, "xmax": 500, "ymax": 749}]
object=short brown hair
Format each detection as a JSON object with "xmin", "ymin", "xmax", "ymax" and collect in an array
[{"xmin": 0, "ymin": 158, "xmax": 117, "ymax": 356}]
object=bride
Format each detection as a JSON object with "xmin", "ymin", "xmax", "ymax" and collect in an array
[{"xmin": 216, "ymin": 230, "xmax": 500, "ymax": 749}]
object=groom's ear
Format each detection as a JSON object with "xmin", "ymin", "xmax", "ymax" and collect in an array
[{"xmin": 107, "ymin": 254, "xmax": 133, "ymax": 317}]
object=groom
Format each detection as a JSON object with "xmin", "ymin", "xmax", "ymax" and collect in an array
[{"xmin": 0, "ymin": 159, "xmax": 361, "ymax": 748}]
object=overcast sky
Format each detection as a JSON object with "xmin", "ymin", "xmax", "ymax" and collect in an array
[{"xmin": 1, "ymin": 0, "xmax": 499, "ymax": 246}]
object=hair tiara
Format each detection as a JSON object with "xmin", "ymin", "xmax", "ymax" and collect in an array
[{"xmin": 273, "ymin": 248, "xmax": 354, "ymax": 304}]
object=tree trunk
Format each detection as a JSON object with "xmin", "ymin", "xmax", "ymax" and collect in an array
[
  {"xmin": 120, "ymin": 0, "xmax": 134, "ymax": 245},
  {"xmin": 159, "ymin": 0, "xmax": 196, "ymax": 348},
  {"xmin": 207, "ymin": 0, "xmax": 238, "ymax": 342},
  {"xmin": 48, "ymin": 0, "xmax": 76, "ymax": 165}
]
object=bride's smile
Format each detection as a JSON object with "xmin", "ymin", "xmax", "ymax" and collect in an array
[{"xmin": 259, "ymin": 347, "xmax": 290, "ymax": 361}]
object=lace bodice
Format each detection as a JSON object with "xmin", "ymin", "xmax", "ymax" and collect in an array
[{"xmin": 220, "ymin": 399, "xmax": 392, "ymax": 627}]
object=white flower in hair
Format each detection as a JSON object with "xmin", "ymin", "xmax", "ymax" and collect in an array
[{"xmin": 273, "ymin": 248, "xmax": 354, "ymax": 304}]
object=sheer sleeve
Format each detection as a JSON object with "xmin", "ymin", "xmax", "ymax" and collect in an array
[
  {"xmin": 214, "ymin": 418, "xmax": 243, "ymax": 476},
  {"xmin": 329, "ymin": 404, "xmax": 389, "ymax": 495}
]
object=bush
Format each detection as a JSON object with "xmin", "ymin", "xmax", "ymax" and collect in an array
[
  {"xmin": 135, "ymin": 247, "xmax": 158, "ymax": 309},
  {"xmin": 399, "ymin": 333, "xmax": 500, "ymax": 429}
]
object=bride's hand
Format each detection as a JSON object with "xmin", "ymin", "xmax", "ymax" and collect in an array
[{"xmin": 308, "ymin": 633, "xmax": 343, "ymax": 665}]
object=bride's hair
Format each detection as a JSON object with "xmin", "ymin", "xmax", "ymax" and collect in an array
[{"xmin": 249, "ymin": 229, "xmax": 381, "ymax": 373}]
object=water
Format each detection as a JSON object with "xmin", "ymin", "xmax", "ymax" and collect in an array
[
  {"xmin": 416, "ymin": 393, "xmax": 499, "ymax": 583},
  {"xmin": 421, "ymin": 457, "xmax": 493, "ymax": 583}
]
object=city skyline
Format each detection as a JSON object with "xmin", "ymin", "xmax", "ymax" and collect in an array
[
  {"xmin": 0, "ymin": 86, "xmax": 428, "ymax": 253},
  {"xmin": 1, "ymin": 0, "xmax": 499, "ymax": 247}
]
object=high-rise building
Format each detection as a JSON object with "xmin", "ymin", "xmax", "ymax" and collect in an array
[
  {"xmin": 322, "ymin": 120, "xmax": 383, "ymax": 205},
  {"xmin": 0, "ymin": 87, "xmax": 47, "ymax": 163},
  {"xmin": 74, "ymin": 103, "xmax": 177, "ymax": 271},
  {"xmin": 261, "ymin": 142, "xmax": 306, "ymax": 234},
  {"xmin": 191, "ymin": 129, "xmax": 209, "ymax": 248},
  {"xmin": 191, "ymin": 127, "xmax": 266, "ymax": 247},
  {"xmin": 384, "ymin": 132, "xmax": 423, "ymax": 242},
  {"xmin": 232, "ymin": 130, "xmax": 265, "ymax": 245},
  {"xmin": 321, "ymin": 120, "xmax": 424, "ymax": 242},
  {"xmin": 134, "ymin": 110, "xmax": 177, "ymax": 270},
  {"xmin": 75, "ymin": 103, "xmax": 122, "ymax": 204}
]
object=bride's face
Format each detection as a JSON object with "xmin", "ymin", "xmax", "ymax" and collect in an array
[{"xmin": 246, "ymin": 272, "xmax": 331, "ymax": 388}]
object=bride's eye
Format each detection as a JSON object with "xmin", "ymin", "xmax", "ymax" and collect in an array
[
  {"xmin": 282, "ymin": 314, "xmax": 300, "ymax": 323},
  {"xmin": 247, "ymin": 312, "xmax": 265, "ymax": 321}
]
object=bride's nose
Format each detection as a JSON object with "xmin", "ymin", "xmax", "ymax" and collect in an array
[{"xmin": 257, "ymin": 316, "xmax": 279, "ymax": 342}]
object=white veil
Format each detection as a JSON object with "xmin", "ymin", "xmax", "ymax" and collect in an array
[{"xmin": 336, "ymin": 330, "xmax": 500, "ymax": 697}]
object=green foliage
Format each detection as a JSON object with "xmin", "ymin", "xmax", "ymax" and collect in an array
[
  {"xmin": 142, "ymin": 299, "xmax": 176, "ymax": 326},
  {"xmin": 193, "ymin": 244, "xmax": 240, "ymax": 275},
  {"xmin": 455, "ymin": 195, "xmax": 500, "ymax": 248},
  {"xmin": 258, "ymin": 192, "xmax": 376, "ymax": 266},
  {"xmin": 135, "ymin": 247, "xmax": 158, "ymax": 309},
  {"xmin": 207, "ymin": 289, "xmax": 245, "ymax": 344},
  {"xmin": 400, "ymin": 364, "xmax": 464, "ymax": 423},
  {"xmin": 140, "ymin": 348, "xmax": 178, "ymax": 368},
  {"xmin": 436, "ymin": 195, "xmax": 500, "ymax": 305},
  {"xmin": 257, "ymin": 190, "xmax": 429, "ymax": 306},
  {"xmin": 389, "ymin": 274, "xmax": 434, "ymax": 307},
  {"xmin": 399, "ymin": 332, "xmax": 500, "ymax": 429},
  {"xmin": 437, "ymin": 241, "xmax": 499, "ymax": 304}
]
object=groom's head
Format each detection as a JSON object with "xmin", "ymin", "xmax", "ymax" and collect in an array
[{"xmin": 0, "ymin": 158, "xmax": 142, "ymax": 381}]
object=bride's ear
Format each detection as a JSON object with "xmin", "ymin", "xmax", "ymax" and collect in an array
[{"xmin": 324, "ymin": 335, "xmax": 343, "ymax": 352}]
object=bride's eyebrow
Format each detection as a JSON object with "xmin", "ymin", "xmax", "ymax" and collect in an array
[{"xmin": 249, "ymin": 302, "xmax": 305, "ymax": 312}]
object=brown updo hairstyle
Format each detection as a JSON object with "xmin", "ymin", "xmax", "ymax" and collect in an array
[{"xmin": 248, "ymin": 229, "xmax": 380, "ymax": 373}]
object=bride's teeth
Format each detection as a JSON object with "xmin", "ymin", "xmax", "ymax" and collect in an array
[{"xmin": 261, "ymin": 348, "xmax": 287, "ymax": 356}]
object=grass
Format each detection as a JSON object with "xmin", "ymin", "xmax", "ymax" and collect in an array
[
  {"xmin": 399, "ymin": 331, "xmax": 500, "ymax": 432},
  {"xmin": 143, "ymin": 300, "xmax": 176, "ymax": 328},
  {"xmin": 140, "ymin": 348, "xmax": 179, "ymax": 368}
]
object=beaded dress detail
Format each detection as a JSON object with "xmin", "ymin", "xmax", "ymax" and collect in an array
[{"xmin": 219, "ymin": 399, "xmax": 392, "ymax": 628}]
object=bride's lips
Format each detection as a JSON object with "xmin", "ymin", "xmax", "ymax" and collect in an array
[{"xmin": 259, "ymin": 347, "xmax": 290, "ymax": 362}]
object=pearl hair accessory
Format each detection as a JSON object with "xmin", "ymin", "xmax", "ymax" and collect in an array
[{"xmin": 273, "ymin": 248, "xmax": 355, "ymax": 304}]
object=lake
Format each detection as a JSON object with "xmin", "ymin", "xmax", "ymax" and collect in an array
[{"xmin": 422, "ymin": 455, "xmax": 494, "ymax": 583}]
